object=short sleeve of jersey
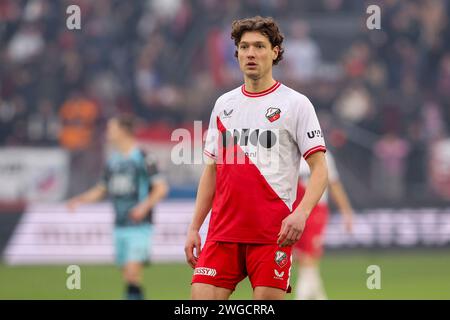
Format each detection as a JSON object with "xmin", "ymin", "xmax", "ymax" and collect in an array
[
  {"xmin": 99, "ymin": 163, "xmax": 110, "ymax": 190},
  {"xmin": 143, "ymin": 152, "xmax": 164, "ymax": 186},
  {"xmin": 203, "ymin": 103, "xmax": 219, "ymax": 162},
  {"xmin": 295, "ymin": 96, "xmax": 326, "ymax": 159},
  {"xmin": 326, "ymin": 152, "xmax": 339, "ymax": 183}
]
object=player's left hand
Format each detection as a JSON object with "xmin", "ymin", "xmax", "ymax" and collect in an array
[
  {"xmin": 130, "ymin": 202, "xmax": 150, "ymax": 222},
  {"xmin": 342, "ymin": 211, "xmax": 354, "ymax": 233},
  {"xmin": 277, "ymin": 211, "xmax": 308, "ymax": 247}
]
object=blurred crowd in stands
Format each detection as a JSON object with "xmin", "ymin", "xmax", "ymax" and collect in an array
[{"xmin": 1, "ymin": 0, "xmax": 449, "ymax": 205}]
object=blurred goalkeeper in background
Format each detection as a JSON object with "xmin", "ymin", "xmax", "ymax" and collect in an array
[{"xmin": 67, "ymin": 115, "xmax": 169, "ymax": 300}]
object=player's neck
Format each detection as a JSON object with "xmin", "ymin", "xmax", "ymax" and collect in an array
[
  {"xmin": 243, "ymin": 75, "xmax": 276, "ymax": 93},
  {"xmin": 115, "ymin": 138, "xmax": 137, "ymax": 156}
]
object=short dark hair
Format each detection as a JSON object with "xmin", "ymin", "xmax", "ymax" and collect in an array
[
  {"xmin": 114, "ymin": 114, "xmax": 136, "ymax": 135},
  {"xmin": 231, "ymin": 16, "xmax": 285, "ymax": 65}
]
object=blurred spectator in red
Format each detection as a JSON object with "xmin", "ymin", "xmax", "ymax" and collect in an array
[
  {"xmin": 342, "ymin": 41, "xmax": 370, "ymax": 79},
  {"xmin": 372, "ymin": 132, "xmax": 410, "ymax": 201}
]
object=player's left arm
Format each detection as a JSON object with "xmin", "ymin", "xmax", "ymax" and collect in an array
[
  {"xmin": 278, "ymin": 151, "xmax": 328, "ymax": 247},
  {"xmin": 278, "ymin": 95, "xmax": 328, "ymax": 247},
  {"xmin": 130, "ymin": 153, "xmax": 169, "ymax": 222}
]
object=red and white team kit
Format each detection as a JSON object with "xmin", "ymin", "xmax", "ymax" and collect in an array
[{"xmin": 193, "ymin": 81, "xmax": 326, "ymax": 291}]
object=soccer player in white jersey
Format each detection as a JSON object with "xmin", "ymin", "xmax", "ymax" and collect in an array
[
  {"xmin": 293, "ymin": 151, "xmax": 354, "ymax": 299},
  {"xmin": 184, "ymin": 16, "xmax": 328, "ymax": 300}
]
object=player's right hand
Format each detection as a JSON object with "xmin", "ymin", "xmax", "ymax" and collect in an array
[
  {"xmin": 184, "ymin": 228, "xmax": 202, "ymax": 269},
  {"xmin": 66, "ymin": 198, "xmax": 81, "ymax": 212}
]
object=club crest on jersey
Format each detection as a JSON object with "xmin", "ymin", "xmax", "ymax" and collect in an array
[
  {"xmin": 275, "ymin": 250, "xmax": 288, "ymax": 268},
  {"xmin": 265, "ymin": 107, "xmax": 281, "ymax": 122}
]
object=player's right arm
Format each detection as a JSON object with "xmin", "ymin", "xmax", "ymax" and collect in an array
[
  {"xmin": 66, "ymin": 184, "xmax": 107, "ymax": 212},
  {"xmin": 184, "ymin": 163, "xmax": 216, "ymax": 269}
]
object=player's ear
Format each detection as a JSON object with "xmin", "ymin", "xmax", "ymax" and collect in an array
[{"xmin": 272, "ymin": 46, "xmax": 279, "ymax": 62}]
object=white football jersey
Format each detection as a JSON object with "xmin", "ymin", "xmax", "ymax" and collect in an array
[
  {"xmin": 203, "ymin": 81, "xmax": 327, "ymax": 243},
  {"xmin": 204, "ymin": 81, "xmax": 326, "ymax": 212}
]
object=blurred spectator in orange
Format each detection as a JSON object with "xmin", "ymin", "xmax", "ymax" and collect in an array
[{"xmin": 58, "ymin": 93, "xmax": 99, "ymax": 151}]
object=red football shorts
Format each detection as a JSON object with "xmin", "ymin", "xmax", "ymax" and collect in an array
[
  {"xmin": 294, "ymin": 203, "xmax": 329, "ymax": 258},
  {"xmin": 191, "ymin": 241, "xmax": 292, "ymax": 292}
]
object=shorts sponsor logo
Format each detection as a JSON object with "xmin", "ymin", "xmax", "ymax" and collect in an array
[
  {"xmin": 194, "ymin": 267, "xmax": 217, "ymax": 277},
  {"xmin": 265, "ymin": 107, "xmax": 281, "ymax": 123},
  {"xmin": 274, "ymin": 269, "xmax": 284, "ymax": 280},
  {"xmin": 275, "ymin": 250, "xmax": 288, "ymax": 268}
]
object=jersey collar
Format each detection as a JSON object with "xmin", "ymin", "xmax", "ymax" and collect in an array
[{"xmin": 241, "ymin": 81, "xmax": 281, "ymax": 98}]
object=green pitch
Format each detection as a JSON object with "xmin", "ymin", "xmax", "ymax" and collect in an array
[{"xmin": 1, "ymin": 250, "xmax": 449, "ymax": 299}]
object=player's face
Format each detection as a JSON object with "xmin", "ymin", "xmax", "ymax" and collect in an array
[
  {"xmin": 106, "ymin": 119, "xmax": 122, "ymax": 145},
  {"xmin": 237, "ymin": 31, "xmax": 279, "ymax": 80}
]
